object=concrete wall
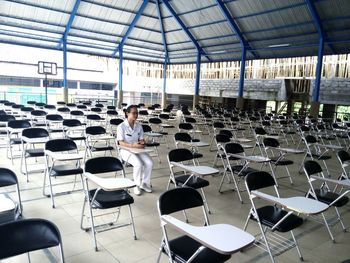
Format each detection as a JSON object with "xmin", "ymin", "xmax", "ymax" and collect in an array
[{"xmin": 311, "ymin": 78, "xmax": 350, "ymax": 105}]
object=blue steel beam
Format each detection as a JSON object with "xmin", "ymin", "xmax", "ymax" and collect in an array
[
  {"xmin": 119, "ymin": 48, "xmax": 123, "ymax": 91},
  {"xmin": 62, "ymin": 0, "xmax": 81, "ymax": 43},
  {"xmin": 63, "ymin": 39, "xmax": 68, "ymax": 102},
  {"xmin": 113, "ymin": 0, "xmax": 150, "ymax": 56},
  {"xmin": 194, "ymin": 52, "xmax": 201, "ymax": 96},
  {"xmin": 305, "ymin": 0, "xmax": 325, "ymax": 102},
  {"xmin": 216, "ymin": 0, "xmax": 258, "ymax": 58},
  {"xmin": 162, "ymin": 0, "xmax": 211, "ymax": 61},
  {"xmin": 156, "ymin": 0, "xmax": 168, "ymax": 62},
  {"xmin": 238, "ymin": 46, "xmax": 246, "ymax": 98}
]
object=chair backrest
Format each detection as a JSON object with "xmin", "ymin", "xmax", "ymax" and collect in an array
[
  {"xmin": 215, "ymin": 134, "xmax": 230, "ymax": 143},
  {"xmin": 95, "ymin": 103, "xmax": 104, "ymax": 108},
  {"xmin": 168, "ymin": 148, "xmax": 194, "ymax": 162},
  {"xmin": 107, "ymin": 110, "xmax": 118, "ymax": 116},
  {"xmin": 304, "ymin": 135, "xmax": 317, "ymax": 144},
  {"xmin": 77, "ymin": 105, "xmax": 87, "ymax": 110},
  {"xmin": 12, "ymin": 104, "xmax": 24, "ymax": 109},
  {"xmin": 142, "ymin": 124, "xmax": 152, "ymax": 133},
  {"xmin": 46, "ymin": 114, "xmax": 63, "ymax": 121},
  {"xmin": 45, "ymin": 139, "xmax": 77, "ymax": 152},
  {"xmin": 263, "ymin": 137, "xmax": 280, "ymax": 148},
  {"xmin": 20, "ymin": 107, "xmax": 34, "ymax": 113},
  {"xmin": 245, "ymin": 171, "xmax": 276, "ymax": 191},
  {"xmin": 149, "ymin": 117, "xmax": 161, "ymax": 124},
  {"xmin": 224, "ymin": 143, "xmax": 244, "ymax": 154},
  {"xmin": 231, "ymin": 116, "xmax": 240, "ymax": 122},
  {"xmin": 255, "ymin": 127, "xmax": 267, "ymax": 135},
  {"xmin": 44, "ymin": 105, "xmax": 56, "ymax": 110},
  {"xmin": 86, "ymin": 114, "xmax": 102, "ymax": 120},
  {"xmin": 7, "ymin": 120, "xmax": 31, "ymax": 129},
  {"xmin": 299, "ymin": 125, "xmax": 310, "ymax": 132},
  {"xmin": 66, "ymin": 103, "xmax": 76, "ymax": 107},
  {"xmin": 22, "ymin": 128, "xmax": 49, "ymax": 139},
  {"xmin": 63, "ymin": 119, "xmax": 82, "ymax": 127},
  {"xmin": 0, "ymin": 115, "xmax": 15, "ymax": 122},
  {"xmin": 0, "ymin": 168, "xmax": 18, "ymax": 187},
  {"xmin": 337, "ymin": 150, "xmax": 350, "ymax": 164},
  {"xmin": 174, "ymin": 132, "xmax": 192, "ymax": 142},
  {"xmin": 110, "ymin": 118, "xmax": 124, "ymax": 126},
  {"xmin": 57, "ymin": 107, "xmax": 70, "ymax": 113},
  {"xmin": 107, "ymin": 106, "xmax": 116, "ymax": 110},
  {"xmin": 158, "ymin": 187, "xmax": 204, "ymax": 215},
  {"xmin": 86, "ymin": 126, "xmax": 106, "ymax": 135},
  {"xmin": 31, "ymin": 110, "xmax": 47, "ymax": 117},
  {"xmin": 304, "ymin": 160, "xmax": 323, "ymax": 177},
  {"xmin": 56, "ymin": 101, "xmax": 66, "ymax": 105},
  {"xmin": 219, "ymin": 129, "xmax": 233, "ymax": 138},
  {"xmin": 70, "ymin": 110, "xmax": 84, "ymax": 116},
  {"xmin": 179, "ymin": 123, "xmax": 193, "ymax": 130},
  {"xmin": 213, "ymin": 122, "xmax": 224, "ymax": 128},
  {"xmin": 90, "ymin": 107, "xmax": 102, "ymax": 113},
  {"xmin": 139, "ymin": 110, "xmax": 148, "ymax": 116},
  {"xmin": 185, "ymin": 117, "xmax": 196, "ymax": 123},
  {"xmin": 159, "ymin": 113, "xmax": 170, "ymax": 120},
  {"xmin": 85, "ymin": 156, "xmax": 123, "ymax": 174},
  {"xmin": 0, "ymin": 218, "xmax": 62, "ymax": 260}
]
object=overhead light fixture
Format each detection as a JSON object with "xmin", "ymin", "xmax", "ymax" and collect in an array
[
  {"xmin": 211, "ymin": 50, "xmax": 226, "ymax": 54},
  {"xmin": 268, "ymin": 43, "xmax": 290, "ymax": 48}
]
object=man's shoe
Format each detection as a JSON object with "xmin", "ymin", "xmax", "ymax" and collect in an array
[
  {"xmin": 133, "ymin": 186, "xmax": 141, "ymax": 195},
  {"xmin": 140, "ymin": 184, "xmax": 152, "ymax": 193}
]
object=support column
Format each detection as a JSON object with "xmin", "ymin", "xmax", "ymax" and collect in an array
[
  {"xmin": 236, "ymin": 46, "xmax": 246, "ymax": 109},
  {"xmin": 161, "ymin": 59, "xmax": 167, "ymax": 108},
  {"xmin": 63, "ymin": 39, "xmax": 68, "ymax": 103},
  {"xmin": 193, "ymin": 52, "xmax": 201, "ymax": 110},
  {"xmin": 118, "ymin": 48, "xmax": 123, "ymax": 109}
]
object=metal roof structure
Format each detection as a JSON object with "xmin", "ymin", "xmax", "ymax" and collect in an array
[{"xmin": 1, "ymin": 0, "xmax": 350, "ymax": 64}]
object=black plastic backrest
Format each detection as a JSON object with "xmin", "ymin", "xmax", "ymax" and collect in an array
[
  {"xmin": 158, "ymin": 187, "xmax": 204, "ymax": 215},
  {"xmin": 304, "ymin": 160, "xmax": 322, "ymax": 176},
  {"xmin": 219, "ymin": 129, "xmax": 233, "ymax": 138},
  {"xmin": 44, "ymin": 105, "xmax": 56, "ymax": 110},
  {"xmin": 45, "ymin": 139, "xmax": 77, "ymax": 152},
  {"xmin": 139, "ymin": 110, "xmax": 148, "ymax": 115},
  {"xmin": 77, "ymin": 105, "xmax": 87, "ymax": 109},
  {"xmin": 56, "ymin": 101, "xmax": 66, "ymax": 105},
  {"xmin": 142, "ymin": 124, "xmax": 152, "ymax": 133},
  {"xmin": 174, "ymin": 132, "xmax": 192, "ymax": 142},
  {"xmin": 107, "ymin": 106, "xmax": 116, "ymax": 110},
  {"xmin": 57, "ymin": 107, "xmax": 70, "ymax": 113},
  {"xmin": 262, "ymin": 120, "xmax": 271, "ymax": 126},
  {"xmin": 185, "ymin": 117, "xmax": 196, "ymax": 123},
  {"xmin": 179, "ymin": 123, "xmax": 193, "ymax": 130},
  {"xmin": 46, "ymin": 114, "xmax": 63, "ymax": 121},
  {"xmin": 12, "ymin": 104, "xmax": 24, "ymax": 109},
  {"xmin": 215, "ymin": 134, "xmax": 230, "ymax": 143},
  {"xmin": 110, "ymin": 118, "xmax": 124, "ymax": 126},
  {"xmin": 85, "ymin": 157, "xmax": 123, "ymax": 174},
  {"xmin": 70, "ymin": 110, "xmax": 84, "ymax": 116},
  {"xmin": 86, "ymin": 114, "xmax": 102, "ymax": 120},
  {"xmin": 224, "ymin": 143, "xmax": 244, "ymax": 154},
  {"xmin": 22, "ymin": 128, "xmax": 49, "ymax": 138},
  {"xmin": 149, "ymin": 117, "xmax": 161, "ymax": 124},
  {"xmin": 168, "ymin": 148, "xmax": 194, "ymax": 162},
  {"xmin": 0, "ymin": 218, "xmax": 61, "ymax": 259},
  {"xmin": 0, "ymin": 110, "xmax": 6, "ymax": 115},
  {"xmin": 246, "ymin": 171, "xmax": 276, "ymax": 191},
  {"xmin": 90, "ymin": 107, "xmax": 102, "ymax": 113},
  {"xmin": 31, "ymin": 110, "xmax": 47, "ymax": 116},
  {"xmin": 159, "ymin": 114, "xmax": 169, "ymax": 119},
  {"xmin": 337, "ymin": 150, "xmax": 350, "ymax": 163},
  {"xmin": 213, "ymin": 122, "xmax": 224, "ymax": 128},
  {"xmin": 263, "ymin": 137, "xmax": 280, "ymax": 148},
  {"xmin": 20, "ymin": 107, "xmax": 34, "ymax": 113},
  {"xmin": 255, "ymin": 127, "xmax": 267, "ymax": 135},
  {"xmin": 63, "ymin": 119, "xmax": 82, "ymax": 127},
  {"xmin": 0, "ymin": 168, "xmax": 18, "ymax": 187},
  {"xmin": 300, "ymin": 125, "xmax": 310, "ymax": 132},
  {"xmin": 107, "ymin": 110, "xmax": 118, "ymax": 116},
  {"xmin": 0, "ymin": 115, "xmax": 15, "ymax": 122},
  {"xmin": 231, "ymin": 116, "xmax": 240, "ymax": 122},
  {"xmin": 305, "ymin": 135, "xmax": 317, "ymax": 143},
  {"xmin": 86, "ymin": 126, "xmax": 106, "ymax": 135},
  {"xmin": 8, "ymin": 120, "xmax": 31, "ymax": 129},
  {"xmin": 66, "ymin": 103, "xmax": 76, "ymax": 107},
  {"xmin": 95, "ymin": 103, "xmax": 104, "ymax": 108}
]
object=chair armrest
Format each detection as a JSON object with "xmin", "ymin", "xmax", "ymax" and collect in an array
[
  {"xmin": 310, "ymin": 175, "xmax": 350, "ymax": 188},
  {"xmin": 84, "ymin": 173, "xmax": 136, "ymax": 191},
  {"xmin": 161, "ymin": 215, "xmax": 254, "ymax": 255}
]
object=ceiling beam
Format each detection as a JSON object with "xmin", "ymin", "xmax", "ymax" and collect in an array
[
  {"xmin": 61, "ymin": 0, "xmax": 81, "ymax": 43},
  {"xmin": 113, "ymin": 0, "xmax": 149, "ymax": 56},
  {"xmin": 216, "ymin": 0, "xmax": 258, "ymax": 58},
  {"xmin": 162, "ymin": 0, "xmax": 211, "ymax": 61},
  {"xmin": 156, "ymin": 0, "xmax": 169, "ymax": 62}
]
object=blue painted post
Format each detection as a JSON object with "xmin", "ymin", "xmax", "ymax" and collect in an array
[
  {"xmin": 162, "ymin": 59, "xmax": 167, "ymax": 108},
  {"xmin": 313, "ymin": 37, "xmax": 324, "ymax": 102},
  {"xmin": 193, "ymin": 52, "xmax": 201, "ymax": 110},
  {"xmin": 63, "ymin": 39, "xmax": 68, "ymax": 103},
  {"xmin": 238, "ymin": 46, "xmax": 246, "ymax": 98},
  {"xmin": 117, "ymin": 47, "xmax": 123, "ymax": 108}
]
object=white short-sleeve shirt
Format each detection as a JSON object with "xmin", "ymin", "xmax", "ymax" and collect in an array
[{"xmin": 116, "ymin": 119, "xmax": 144, "ymax": 144}]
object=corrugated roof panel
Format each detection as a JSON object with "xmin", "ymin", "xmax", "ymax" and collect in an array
[
  {"xmin": 69, "ymin": 28, "xmax": 119, "ymax": 43},
  {"xmin": 180, "ymin": 4, "xmax": 224, "ymax": 28},
  {"xmin": 125, "ymin": 39, "xmax": 164, "ymax": 52},
  {"xmin": 169, "ymin": 0, "xmax": 214, "ymax": 16},
  {"xmin": 128, "ymin": 28, "xmax": 162, "ymax": 45}
]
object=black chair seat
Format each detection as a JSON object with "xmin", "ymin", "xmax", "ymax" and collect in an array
[
  {"xmin": 25, "ymin": 148, "xmax": 44, "ymax": 157},
  {"xmin": 192, "ymin": 152, "xmax": 203, "ymax": 159},
  {"xmin": 191, "ymin": 139, "xmax": 200, "ymax": 142},
  {"xmin": 145, "ymin": 142, "xmax": 160, "ymax": 147},
  {"xmin": 48, "ymin": 128, "xmax": 63, "ymax": 133},
  {"xmin": 312, "ymin": 189, "xmax": 349, "ymax": 207},
  {"xmin": 10, "ymin": 138, "xmax": 24, "ymax": 145},
  {"xmin": 164, "ymin": 235, "xmax": 231, "ymax": 263},
  {"xmin": 307, "ymin": 153, "xmax": 332, "ymax": 160},
  {"xmin": 89, "ymin": 189, "xmax": 134, "ymax": 209},
  {"xmin": 51, "ymin": 164, "xmax": 83, "ymax": 177},
  {"xmin": 230, "ymin": 166, "xmax": 258, "ymax": 177},
  {"xmin": 174, "ymin": 175, "xmax": 209, "ymax": 189},
  {"xmin": 217, "ymin": 154, "xmax": 238, "ymax": 161},
  {"xmin": 163, "ymin": 125, "xmax": 175, "ymax": 128},
  {"xmin": 68, "ymin": 135, "xmax": 86, "ymax": 141},
  {"xmin": 252, "ymin": 206, "xmax": 303, "ymax": 232},
  {"xmin": 159, "ymin": 132, "xmax": 168, "ymax": 135},
  {"xmin": 270, "ymin": 157, "xmax": 293, "ymax": 165}
]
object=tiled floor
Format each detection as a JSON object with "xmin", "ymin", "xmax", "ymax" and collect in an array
[{"xmin": 1, "ymin": 128, "xmax": 350, "ymax": 263}]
